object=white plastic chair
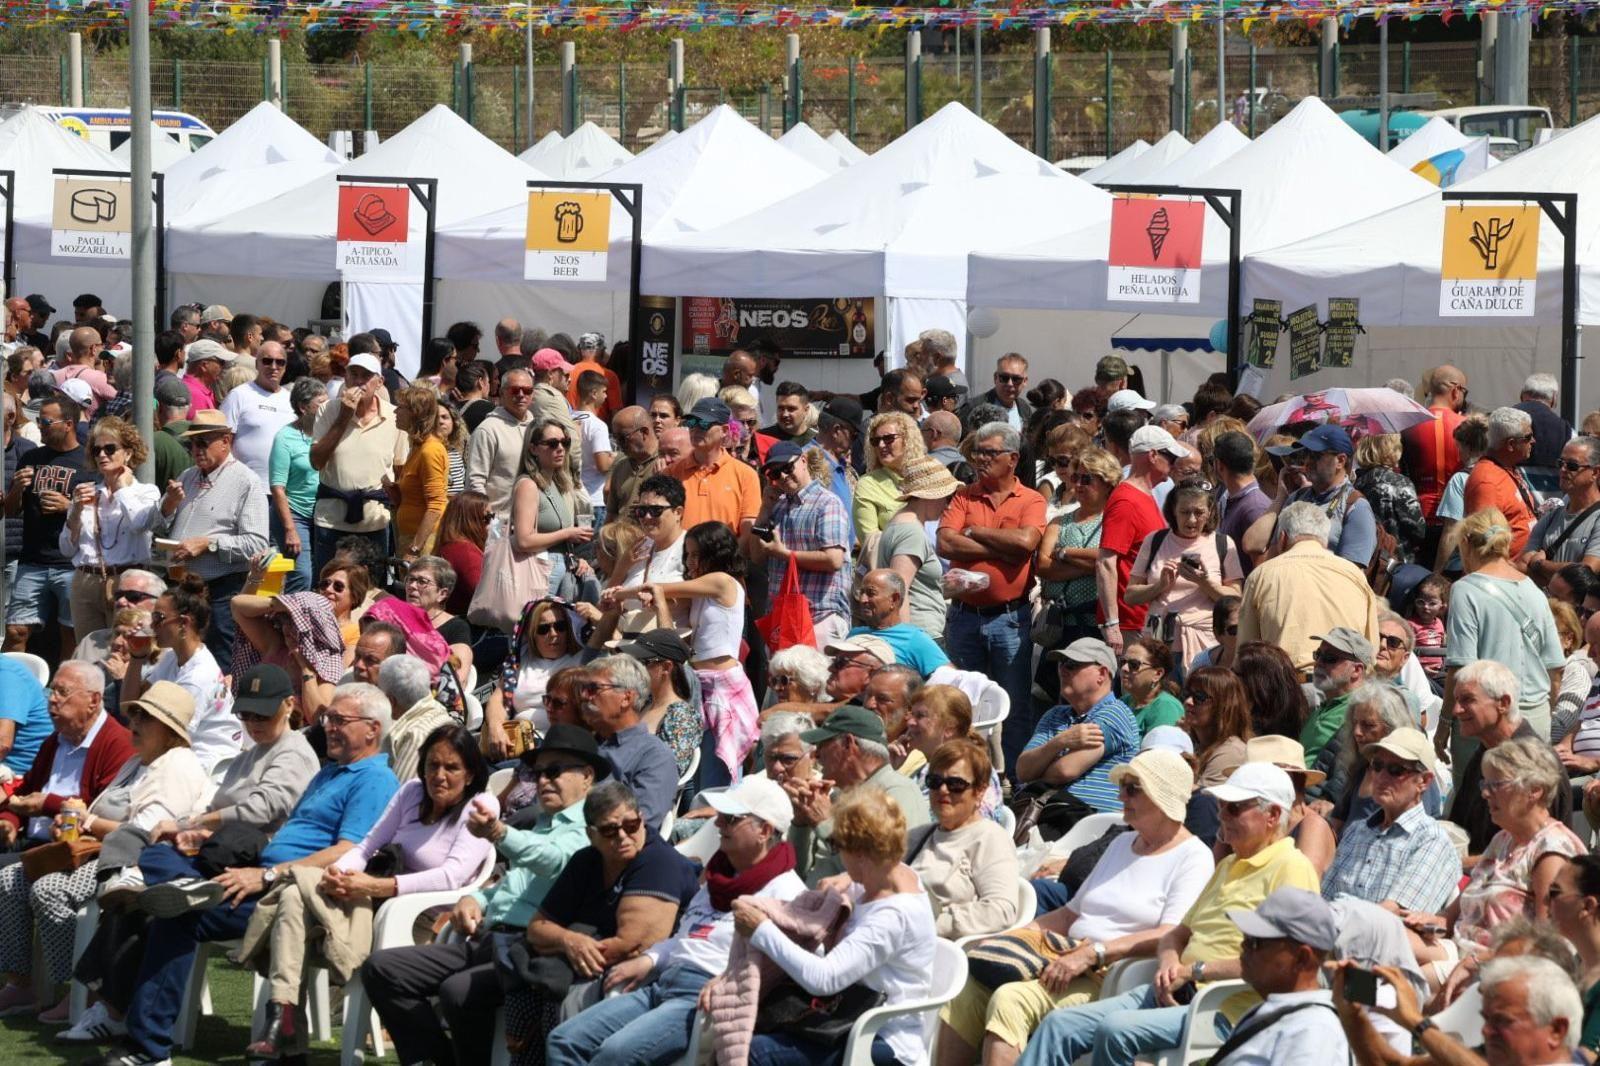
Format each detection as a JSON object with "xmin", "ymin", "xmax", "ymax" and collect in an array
[
  {"xmin": 675, "ymin": 819, "xmax": 721, "ymax": 865},
  {"xmin": 953, "ymin": 879, "xmax": 1038, "ymax": 950},
  {"xmin": 463, "ymin": 690, "xmax": 485, "ymax": 732},
  {"xmin": 1048, "ymin": 812, "xmax": 1123, "ymax": 859},
  {"xmin": 1072, "ymin": 959, "xmax": 1160, "ymax": 1066},
  {"xmin": 676, "ymin": 747, "xmax": 701, "ymax": 793},
  {"xmin": 4, "ymin": 650, "xmax": 49, "ymax": 686},
  {"xmin": 995, "ymin": 804, "xmax": 1017, "ymax": 839},
  {"xmin": 1152, "ymin": 977, "xmax": 1249, "ymax": 1065},
  {"xmin": 1430, "ymin": 982, "xmax": 1483, "ymax": 1048},
  {"xmin": 340, "ymin": 848, "xmax": 497, "ymax": 1063},
  {"xmin": 487, "ymin": 766, "xmax": 514, "ymax": 797}
]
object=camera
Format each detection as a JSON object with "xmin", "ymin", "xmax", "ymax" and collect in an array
[{"xmin": 752, "ymin": 524, "xmax": 775, "ymax": 543}]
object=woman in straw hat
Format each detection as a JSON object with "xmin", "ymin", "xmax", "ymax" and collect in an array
[
  {"xmin": 936, "ymin": 749, "xmax": 1215, "ymax": 1066},
  {"xmin": 872, "ymin": 455, "xmax": 961, "ymax": 641},
  {"xmin": 0, "ymin": 680, "xmax": 209, "ymax": 1022}
]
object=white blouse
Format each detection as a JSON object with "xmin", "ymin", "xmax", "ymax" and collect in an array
[{"xmin": 58, "ymin": 482, "xmax": 162, "ymax": 568}]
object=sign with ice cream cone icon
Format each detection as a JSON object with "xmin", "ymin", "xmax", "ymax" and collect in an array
[
  {"xmin": 1106, "ymin": 196, "xmax": 1205, "ymax": 304},
  {"xmin": 1439, "ymin": 204, "xmax": 1540, "ymax": 317},
  {"xmin": 525, "ymin": 189, "xmax": 611, "ymax": 282}
]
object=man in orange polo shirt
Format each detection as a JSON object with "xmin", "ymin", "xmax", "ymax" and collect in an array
[
  {"xmin": 1465, "ymin": 406, "xmax": 1540, "ymax": 555},
  {"xmin": 937, "ymin": 420, "xmax": 1046, "ymax": 775},
  {"xmin": 671, "ymin": 396, "xmax": 760, "ymax": 535},
  {"xmin": 565, "ymin": 331, "xmax": 622, "ymax": 419}
]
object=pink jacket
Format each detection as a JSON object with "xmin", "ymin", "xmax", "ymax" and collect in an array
[{"xmin": 706, "ymin": 887, "xmax": 852, "ymax": 1066}]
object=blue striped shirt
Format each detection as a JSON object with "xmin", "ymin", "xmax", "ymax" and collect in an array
[{"xmin": 1024, "ymin": 693, "xmax": 1141, "ymax": 811}]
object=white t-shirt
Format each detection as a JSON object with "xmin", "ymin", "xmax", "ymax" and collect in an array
[
  {"xmin": 145, "ymin": 646, "xmax": 242, "ymax": 771},
  {"xmin": 1067, "ymin": 832, "xmax": 1216, "ymax": 943},
  {"xmin": 573, "ymin": 410, "xmax": 613, "ymax": 508},
  {"xmin": 647, "ymin": 869, "xmax": 806, "ymax": 977},
  {"xmin": 220, "ymin": 381, "xmax": 295, "ymax": 487},
  {"xmin": 620, "ymin": 534, "xmax": 689, "ymax": 628}
]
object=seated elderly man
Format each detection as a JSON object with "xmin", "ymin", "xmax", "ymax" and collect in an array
[
  {"xmin": 547, "ymin": 777, "xmax": 805, "ymax": 1066},
  {"xmin": 767, "ymin": 635, "xmax": 897, "ymax": 724},
  {"xmin": 788, "ymin": 704, "xmax": 929, "ymax": 885},
  {"xmin": 863, "ymin": 663, "xmax": 922, "ymax": 757},
  {"xmin": 1321, "ymin": 727, "xmax": 1459, "ymax": 915},
  {"xmin": 90, "ymin": 684, "xmax": 399, "ymax": 1066},
  {"xmin": 581, "ymin": 654, "xmax": 679, "ymax": 835},
  {"xmin": 376, "ymin": 655, "xmax": 452, "ymax": 780},
  {"xmin": 1018, "ymin": 762, "xmax": 1321, "ymax": 1066},
  {"xmin": 1014, "ymin": 638, "xmax": 1141, "ymax": 832},
  {"xmin": 360, "ymin": 724, "xmax": 603, "ymax": 1066},
  {"xmin": 848, "ymin": 568, "xmax": 950, "ymax": 676}
]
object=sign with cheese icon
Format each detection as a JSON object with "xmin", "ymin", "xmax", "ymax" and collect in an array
[{"xmin": 51, "ymin": 177, "xmax": 131, "ymax": 260}]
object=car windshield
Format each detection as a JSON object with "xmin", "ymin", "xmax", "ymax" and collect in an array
[{"xmin": 1459, "ymin": 109, "xmax": 1550, "ymax": 150}]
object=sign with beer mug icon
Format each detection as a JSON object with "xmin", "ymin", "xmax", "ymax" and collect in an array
[{"xmin": 526, "ymin": 189, "xmax": 611, "ymax": 282}]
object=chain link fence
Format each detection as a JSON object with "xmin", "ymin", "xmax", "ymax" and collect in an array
[{"xmin": 15, "ymin": 37, "xmax": 1600, "ymax": 160}]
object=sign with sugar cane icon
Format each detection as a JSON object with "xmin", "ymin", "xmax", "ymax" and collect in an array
[{"xmin": 1440, "ymin": 204, "xmax": 1540, "ymax": 317}]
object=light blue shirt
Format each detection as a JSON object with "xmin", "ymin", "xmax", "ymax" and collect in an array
[
  {"xmin": 847, "ymin": 622, "xmax": 950, "ymax": 676},
  {"xmin": 0, "ymin": 657, "xmax": 52, "ymax": 775},
  {"xmin": 474, "ymin": 799, "xmax": 589, "ymax": 929}
]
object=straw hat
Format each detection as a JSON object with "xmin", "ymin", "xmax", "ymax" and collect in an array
[
  {"xmin": 1244, "ymin": 735, "xmax": 1327, "ymax": 789},
  {"xmin": 126, "ymin": 680, "xmax": 195, "ymax": 745},
  {"xmin": 1108, "ymin": 749, "xmax": 1193, "ymax": 823},
  {"xmin": 180, "ymin": 409, "xmax": 235, "ymax": 437},
  {"xmin": 896, "ymin": 456, "xmax": 962, "ymax": 501}
]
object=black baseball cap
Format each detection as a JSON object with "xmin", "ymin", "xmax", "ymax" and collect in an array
[
  {"xmin": 233, "ymin": 664, "xmax": 294, "ymax": 716},
  {"xmin": 24, "ymin": 294, "xmax": 53, "ymax": 316},
  {"xmin": 614, "ymin": 629, "xmax": 692, "ymax": 665},
  {"xmin": 818, "ymin": 396, "xmax": 864, "ymax": 433},
  {"xmin": 531, "ymin": 723, "xmax": 612, "ymax": 777},
  {"xmin": 925, "ymin": 375, "xmax": 967, "ymax": 401},
  {"xmin": 369, "ymin": 328, "xmax": 397, "ymax": 351}
]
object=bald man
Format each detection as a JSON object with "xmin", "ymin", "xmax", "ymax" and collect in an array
[
  {"xmin": 605, "ymin": 405, "xmax": 660, "ymax": 515},
  {"xmin": 922, "ymin": 410, "xmax": 974, "ymax": 484},
  {"xmin": 492, "ymin": 317, "xmax": 522, "ymax": 362},
  {"xmin": 849, "ymin": 568, "xmax": 949, "ymax": 677},
  {"xmin": 4, "ymin": 297, "xmax": 29, "ymax": 343},
  {"xmin": 656, "ymin": 426, "xmax": 691, "ymax": 469},
  {"xmin": 221, "ymin": 339, "xmax": 295, "ymax": 487},
  {"xmin": 52, "ymin": 327, "xmax": 116, "ymax": 416}
]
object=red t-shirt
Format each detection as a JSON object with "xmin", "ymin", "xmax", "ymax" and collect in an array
[
  {"xmin": 1099, "ymin": 482, "xmax": 1165, "ymax": 632},
  {"xmin": 1401, "ymin": 406, "xmax": 1464, "ymax": 522}
]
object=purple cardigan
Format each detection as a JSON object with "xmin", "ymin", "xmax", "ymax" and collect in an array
[{"xmin": 332, "ymin": 779, "xmax": 496, "ymax": 895}]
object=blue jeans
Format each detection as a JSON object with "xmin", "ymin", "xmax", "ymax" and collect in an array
[
  {"xmin": 546, "ymin": 963, "xmax": 713, "ymax": 1066},
  {"xmin": 747, "ymin": 1033, "xmax": 898, "ymax": 1066},
  {"xmin": 6, "ymin": 562, "xmax": 73, "ymax": 628},
  {"xmin": 947, "ymin": 601, "xmax": 1033, "ymax": 776},
  {"xmin": 1015, "ymin": 983, "xmax": 1191, "ymax": 1066},
  {"xmin": 1031, "ymin": 877, "xmax": 1072, "ymax": 917},
  {"xmin": 271, "ymin": 508, "xmax": 314, "ymax": 594},
  {"xmin": 204, "ymin": 570, "xmax": 247, "ymax": 670}
]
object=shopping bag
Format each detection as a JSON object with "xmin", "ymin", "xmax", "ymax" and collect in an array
[
  {"xmin": 754, "ymin": 556, "xmax": 817, "ymax": 653},
  {"xmin": 468, "ymin": 515, "xmax": 554, "ymax": 633}
]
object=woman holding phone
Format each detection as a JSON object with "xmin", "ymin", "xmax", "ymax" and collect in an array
[{"xmin": 61, "ymin": 416, "xmax": 161, "ymax": 637}]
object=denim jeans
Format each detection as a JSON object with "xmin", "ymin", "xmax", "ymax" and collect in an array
[
  {"xmin": 947, "ymin": 601, "xmax": 1033, "ymax": 776},
  {"xmin": 546, "ymin": 963, "xmax": 713, "ymax": 1066},
  {"xmin": 1031, "ymin": 877, "xmax": 1072, "ymax": 917},
  {"xmin": 1015, "ymin": 983, "xmax": 1191, "ymax": 1066},
  {"xmin": 747, "ymin": 1032, "xmax": 899, "ymax": 1066},
  {"xmin": 204, "ymin": 570, "xmax": 247, "ymax": 670},
  {"xmin": 270, "ymin": 508, "xmax": 314, "ymax": 594}
]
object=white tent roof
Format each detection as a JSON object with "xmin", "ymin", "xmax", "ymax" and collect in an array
[
  {"xmin": 779, "ymin": 122, "xmax": 852, "ymax": 172},
  {"xmin": 639, "ymin": 129, "xmax": 678, "ymax": 154},
  {"xmin": 1386, "ymin": 115, "xmax": 1478, "ymax": 170},
  {"xmin": 647, "ymin": 102, "xmax": 1105, "ymax": 298},
  {"xmin": 1151, "ymin": 121, "xmax": 1250, "ymax": 184},
  {"xmin": 967, "ymin": 97, "xmax": 1436, "ymax": 315},
  {"xmin": 0, "ymin": 107, "xmax": 122, "ymax": 218},
  {"xmin": 826, "ymin": 130, "xmax": 868, "ymax": 163},
  {"xmin": 168, "ymin": 105, "xmax": 550, "ymax": 278},
  {"xmin": 1100, "ymin": 130, "xmax": 1191, "ymax": 185},
  {"xmin": 521, "ymin": 122, "xmax": 631, "ymax": 180},
  {"xmin": 435, "ymin": 105, "xmax": 827, "ymax": 289},
  {"xmin": 110, "ymin": 129, "xmax": 189, "ymax": 170},
  {"xmin": 1245, "ymin": 107, "xmax": 1600, "ymax": 328},
  {"xmin": 518, "ymin": 129, "xmax": 564, "ymax": 167},
  {"xmin": 160, "ymin": 101, "xmax": 342, "ymax": 226},
  {"xmin": 1077, "ymin": 139, "xmax": 1150, "ymax": 183}
]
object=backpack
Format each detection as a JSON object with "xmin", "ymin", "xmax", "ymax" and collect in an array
[{"xmin": 1321, "ymin": 482, "xmax": 1398, "ymax": 595}]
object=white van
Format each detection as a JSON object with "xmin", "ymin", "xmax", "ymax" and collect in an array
[{"xmin": 30, "ymin": 107, "xmax": 216, "ymax": 153}]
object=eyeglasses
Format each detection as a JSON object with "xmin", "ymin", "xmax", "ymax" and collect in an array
[
  {"xmin": 1219, "ymin": 799, "xmax": 1261, "ymax": 817},
  {"xmin": 1559, "ymin": 458, "xmax": 1597, "ymax": 473},
  {"xmin": 89, "ymin": 443, "xmax": 120, "ymax": 457},
  {"xmin": 1511, "ymin": 434, "xmax": 1535, "ymax": 445},
  {"xmin": 48, "ymin": 685, "xmax": 90, "ymax": 700},
  {"xmin": 766, "ymin": 751, "xmax": 803, "ymax": 767},
  {"xmin": 1379, "ymin": 634, "xmax": 1407, "ymax": 651},
  {"xmin": 1072, "ymin": 473, "xmax": 1099, "ymax": 486},
  {"xmin": 320, "ymin": 579, "xmax": 347, "ymax": 593},
  {"xmin": 829, "ymin": 656, "xmax": 874, "ymax": 672},
  {"xmin": 870, "ymin": 434, "xmax": 901, "ymax": 448},
  {"xmin": 1050, "ymin": 455, "xmax": 1074, "ymax": 468},
  {"xmin": 118, "ymin": 589, "xmax": 156, "ymax": 604},
  {"xmin": 1479, "ymin": 778, "xmax": 1520, "ymax": 796},
  {"xmin": 532, "ymin": 762, "xmax": 586, "ymax": 780},
  {"xmin": 534, "ymin": 621, "xmax": 568, "ymax": 636},
  {"xmin": 1369, "ymin": 758, "xmax": 1421, "ymax": 779},
  {"xmin": 925, "ymin": 773, "xmax": 974, "ymax": 795},
  {"xmin": 405, "ymin": 574, "xmax": 436, "ymax": 588},
  {"xmin": 629, "ymin": 504, "xmax": 669, "ymax": 520},
  {"xmin": 322, "ymin": 713, "xmax": 373, "ymax": 729},
  {"xmin": 591, "ymin": 816, "xmax": 643, "ymax": 838},
  {"xmin": 538, "ymin": 438, "xmax": 570, "ymax": 450},
  {"xmin": 578, "ymin": 681, "xmax": 623, "ymax": 696},
  {"xmin": 995, "ymin": 373, "xmax": 1026, "ymax": 385}
]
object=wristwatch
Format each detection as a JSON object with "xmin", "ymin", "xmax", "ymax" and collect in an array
[
  {"xmin": 1190, "ymin": 960, "xmax": 1207, "ymax": 984},
  {"xmin": 1091, "ymin": 942, "xmax": 1107, "ymax": 969},
  {"xmin": 1411, "ymin": 1018, "xmax": 1437, "ymax": 1040},
  {"xmin": 262, "ymin": 866, "xmax": 281, "ymax": 888}
]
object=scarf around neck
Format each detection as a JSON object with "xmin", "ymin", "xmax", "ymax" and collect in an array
[{"xmin": 705, "ymin": 840, "xmax": 797, "ymax": 912}]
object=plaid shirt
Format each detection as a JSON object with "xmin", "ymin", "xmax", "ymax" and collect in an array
[
  {"xmin": 769, "ymin": 478, "xmax": 851, "ymax": 620},
  {"xmin": 1321, "ymin": 801, "xmax": 1459, "ymax": 913}
]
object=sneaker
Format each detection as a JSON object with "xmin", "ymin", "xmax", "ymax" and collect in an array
[
  {"xmin": 137, "ymin": 877, "xmax": 226, "ymax": 919},
  {"xmin": 0, "ymin": 981, "xmax": 37, "ymax": 1017},
  {"xmin": 98, "ymin": 868, "xmax": 146, "ymax": 909},
  {"xmin": 58, "ymin": 1001, "xmax": 128, "ymax": 1043},
  {"xmin": 37, "ymin": 998, "xmax": 71, "ymax": 1024},
  {"xmin": 81, "ymin": 1051, "xmax": 170, "ymax": 1066}
]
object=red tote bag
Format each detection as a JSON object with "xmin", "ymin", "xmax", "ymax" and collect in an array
[{"xmin": 755, "ymin": 555, "xmax": 817, "ymax": 653}]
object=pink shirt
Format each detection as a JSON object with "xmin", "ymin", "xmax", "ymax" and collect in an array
[
  {"xmin": 53, "ymin": 364, "xmax": 117, "ymax": 415},
  {"xmin": 332, "ymin": 778, "xmax": 497, "ymax": 895},
  {"xmin": 183, "ymin": 374, "xmax": 216, "ymax": 420}
]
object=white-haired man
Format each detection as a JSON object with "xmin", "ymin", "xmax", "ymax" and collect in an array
[
  {"xmin": 918, "ymin": 328, "xmax": 964, "ymax": 388},
  {"xmin": 376, "ymin": 655, "xmax": 451, "ymax": 780},
  {"xmin": 72, "ymin": 568, "xmax": 167, "ymax": 666},
  {"xmin": 1522, "ymin": 434, "xmax": 1600, "ymax": 582},
  {"xmin": 580, "ymin": 655, "xmax": 679, "ymax": 835},
  {"xmin": 1465, "ymin": 406, "xmax": 1538, "ymax": 556},
  {"xmin": 1236, "ymin": 501, "xmax": 1379, "ymax": 677},
  {"xmin": 1516, "ymin": 370, "xmax": 1574, "ymax": 475}
]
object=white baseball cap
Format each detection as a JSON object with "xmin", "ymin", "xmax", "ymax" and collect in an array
[
  {"xmin": 1204, "ymin": 762, "xmax": 1296, "ymax": 812},
  {"xmin": 1129, "ymin": 424, "xmax": 1193, "ymax": 458},
  {"xmin": 1106, "ymin": 388, "xmax": 1157, "ymax": 414},
  {"xmin": 56, "ymin": 379, "xmax": 93, "ymax": 407},
  {"xmin": 347, "ymin": 353, "xmax": 383, "ymax": 377},
  {"xmin": 704, "ymin": 776, "xmax": 794, "ymax": 835}
]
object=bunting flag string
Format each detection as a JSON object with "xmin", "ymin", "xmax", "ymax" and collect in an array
[{"xmin": 3, "ymin": 0, "xmax": 1582, "ymax": 36}]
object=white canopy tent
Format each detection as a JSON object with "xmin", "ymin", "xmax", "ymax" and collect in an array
[
  {"xmin": 827, "ymin": 130, "xmax": 869, "ymax": 164},
  {"xmin": 167, "ymin": 105, "xmax": 551, "ymax": 369},
  {"xmin": 1244, "ymin": 109, "xmax": 1600, "ymax": 411},
  {"xmin": 518, "ymin": 129, "xmax": 564, "ymax": 167},
  {"xmin": 1387, "ymin": 115, "xmax": 1476, "ymax": 169},
  {"xmin": 1150, "ymin": 121, "xmax": 1251, "ymax": 185},
  {"xmin": 161, "ymin": 102, "xmax": 342, "ymax": 228},
  {"xmin": 520, "ymin": 122, "xmax": 632, "ymax": 180},
  {"xmin": 647, "ymin": 102, "xmax": 1111, "ymax": 374},
  {"xmin": 432, "ymin": 105, "xmax": 829, "ymax": 343},
  {"xmin": 778, "ymin": 122, "xmax": 853, "ymax": 171},
  {"xmin": 1097, "ymin": 130, "xmax": 1190, "ymax": 185},
  {"xmin": 111, "ymin": 130, "xmax": 188, "ymax": 170},
  {"xmin": 1076, "ymin": 139, "xmax": 1150, "ymax": 183}
]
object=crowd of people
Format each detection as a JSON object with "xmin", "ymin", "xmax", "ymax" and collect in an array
[{"xmin": 0, "ymin": 293, "xmax": 1598, "ymax": 1065}]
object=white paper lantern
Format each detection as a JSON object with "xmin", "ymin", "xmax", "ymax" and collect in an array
[{"xmin": 967, "ymin": 307, "xmax": 1001, "ymax": 338}]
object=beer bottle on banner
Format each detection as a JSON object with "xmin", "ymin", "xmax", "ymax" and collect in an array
[{"xmin": 849, "ymin": 300, "xmax": 868, "ymax": 357}]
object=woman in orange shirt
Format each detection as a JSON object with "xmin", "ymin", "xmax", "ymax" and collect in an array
[{"xmin": 389, "ymin": 385, "xmax": 449, "ymax": 560}]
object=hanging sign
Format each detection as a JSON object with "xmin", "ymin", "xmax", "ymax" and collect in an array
[
  {"xmin": 51, "ymin": 177, "xmax": 131, "ymax": 260},
  {"xmin": 1439, "ymin": 205, "xmax": 1540, "ymax": 317},
  {"xmin": 1321, "ymin": 298, "xmax": 1362, "ymax": 369},
  {"xmin": 525, "ymin": 189, "xmax": 610, "ymax": 282},
  {"xmin": 636, "ymin": 295, "xmax": 677, "ymax": 401},
  {"xmin": 1287, "ymin": 304, "xmax": 1323, "ymax": 381},
  {"xmin": 1246, "ymin": 298, "xmax": 1283, "ymax": 369},
  {"xmin": 335, "ymin": 183, "xmax": 417, "ymax": 279},
  {"xmin": 1106, "ymin": 196, "xmax": 1205, "ymax": 304}
]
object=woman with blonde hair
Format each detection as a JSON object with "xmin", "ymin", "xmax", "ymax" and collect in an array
[
  {"xmin": 854, "ymin": 410, "xmax": 928, "ymax": 540},
  {"xmin": 674, "ymin": 373, "xmax": 719, "ymax": 418},
  {"xmin": 1353, "ymin": 431, "xmax": 1426, "ymax": 564},
  {"xmin": 389, "ymin": 385, "xmax": 449, "ymax": 560},
  {"xmin": 718, "ymin": 384, "xmax": 772, "ymax": 467},
  {"xmin": 510, "ymin": 416, "xmax": 595, "ymax": 600},
  {"xmin": 61, "ymin": 414, "xmax": 159, "ymax": 635},
  {"xmin": 898, "ymin": 684, "xmax": 1005, "ymax": 820},
  {"xmin": 1441, "ymin": 507, "xmax": 1563, "ymax": 757}
]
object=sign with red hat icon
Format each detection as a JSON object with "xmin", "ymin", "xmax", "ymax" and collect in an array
[
  {"xmin": 1106, "ymin": 196, "xmax": 1205, "ymax": 305},
  {"xmin": 335, "ymin": 183, "xmax": 417, "ymax": 279}
]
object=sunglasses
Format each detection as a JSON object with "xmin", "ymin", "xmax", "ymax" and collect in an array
[
  {"xmin": 714, "ymin": 812, "xmax": 750, "ymax": 829},
  {"xmin": 184, "ymin": 437, "xmax": 220, "ymax": 452},
  {"xmin": 534, "ymin": 621, "xmax": 568, "ymax": 636},
  {"xmin": 925, "ymin": 773, "xmax": 974, "ymax": 795},
  {"xmin": 90, "ymin": 443, "xmax": 121, "ymax": 457},
  {"xmin": 1379, "ymin": 635, "xmax": 1407, "ymax": 651},
  {"xmin": 1182, "ymin": 689, "xmax": 1212, "ymax": 705},
  {"xmin": 1120, "ymin": 659, "xmax": 1155, "ymax": 673},
  {"xmin": 829, "ymin": 656, "xmax": 874, "ymax": 672},
  {"xmin": 1479, "ymin": 778, "xmax": 1519, "ymax": 796},
  {"xmin": 1050, "ymin": 455, "xmax": 1074, "ymax": 468},
  {"xmin": 323, "ymin": 713, "xmax": 372, "ymax": 729},
  {"xmin": 1072, "ymin": 473, "xmax": 1099, "ymax": 486},
  {"xmin": 320, "ymin": 579, "xmax": 347, "ymax": 593},
  {"xmin": 1219, "ymin": 799, "xmax": 1260, "ymax": 817},
  {"xmin": 591, "ymin": 816, "xmax": 643, "ymax": 838},
  {"xmin": 578, "ymin": 681, "xmax": 623, "ymax": 696},
  {"xmin": 1369, "ymin": 758, "xmax": 1421, "ymax": 779},
  {"xmin": 537, "ymin": 438, "xmax": 570, "ymax": 450},
  {"xmin": 870, "ymin": 434, "xmax": 901, "ymax": 448},
  {"xmin": 629, "ymin": 504, "xmax": 670, "ymax": 520},
  {"xmin": 1314, "ymin": 649, "xmax": 1354, "ymax": 666},
  {"xmin": 1223, "ymin": 624, "xmax": 1239, "ymax": 636},
  {"xmin": 1118, "ymin": 780, "xmax": 1144, "ymax": 797},
  {"xmin": 532, "ymin": 762, "xmax": 586, "ymax": 780},
  {"xmin": 683, "ymin": 418, "xmax": 715, "ymax": 432},
  {"xmin": 763, "ymin": 461, "xmax": 798, "ymax": 481},
  {"xmin": 118, "ymin": 589, "xmax": 157, "ymax": 604},
  {"xmin": 1560, "ymin": 459, "xmax": 1596, "ymax": 473},
  {"xmin": 1241, "ymin": 935, "xmax": 1289, "ymax": 952},
  {"xmin": 504, "ymin": 385, "xmax": 535, "ymax": 396},
  {"xmin": 148, "ymin": 610, "xmax": 175, "ymax": 627},
  {"xmin": 995, "ymin": 373, "xmax": 1026, "ymax": 385},
  {"xmin": 258, "ymin": 358, "xmax": 287, "ymax": 368},
  {"xmin": 971, "ymin": 447, "xmax": 1013, "ymax": 461}
]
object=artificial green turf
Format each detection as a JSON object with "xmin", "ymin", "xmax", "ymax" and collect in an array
[{"xmin": 0, "ymin": 959, "xmax": 399, "ymax": 1065}]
